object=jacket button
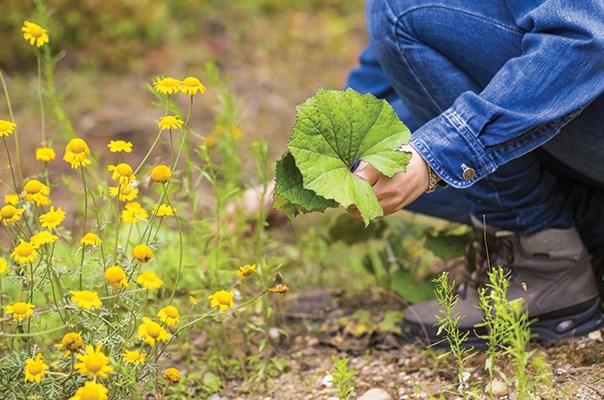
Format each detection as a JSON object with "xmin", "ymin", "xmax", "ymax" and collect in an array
[{"xmin": 462, "ymin": 165, "xmax": 475, "ymax": 180}]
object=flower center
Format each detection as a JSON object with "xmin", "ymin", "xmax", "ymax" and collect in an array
[
  {"xmin": 13, "ymin": 303, "xmax": 29, "ymax": 314},
  {"xmin": 68, "ymin": 138, "xmax": 88, "ymax": 153},
  {"xmin": 146, "ymin": 322, "xmax": 162, "ymax": 338},
  {"xmin": 80, "ymin": 292, "xmax": 96, "ymax": 301},
  {"xmin": 29, "ymin": 25, "xmax": 44, "ymax": 37},
  {"xmin": 80, "ymin": 387, "xmax": 103, "ymax": 400},
  {"xmin": 84, "ymin": 355, "xmax": 105, "ymax": 373},
  {"xmin": 24, "ymin": 180, "xmax": 43, "ymax": 194},
  {"xmin": 16, "ymin": 244, "xmax": 33, "ymax": 257},
  {"xmin": 28, "ymin": 360, "xmax": 44, "ymax": 374},
  {"xmin": 0, "ymin": 206, "xmax": 16, "ymax": 218},
  {"xmin": 217, "ymin": 293, "xmax": 231, "ymax": 305},
  {"xmin": 115, "ymin": 163, "xmax": 133, "ymax": 176}
]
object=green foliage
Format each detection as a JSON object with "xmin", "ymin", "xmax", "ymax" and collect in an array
[
  {"xmin": 274, "ymin": 88, "xmax": 411, "ymax": 225},
  {"xmin": 329, "ymin": 355, "xmax": 359, "ymax": 400}
]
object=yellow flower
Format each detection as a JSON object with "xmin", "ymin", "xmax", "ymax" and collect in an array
[
  {"xmin": 157, "ymin": 305, "xmax": 180, "ymax": 327},
  {"xmin": 151, "ymin": 164, "xmax": 172, "ymax": 183},
  {"xmin": 54, "ymin": 332, "xmax": 85, "ymax": 358},
  {"xmin": 4, "ymin": 193, "xmax": 19, "ymax": 206},
  {"xmin": 151, "ymin": 203, "xmax": 175, "ymax": 217},
  {"xmin": 203, "ymin": 133, "xmax": 218, "ymax": 147},
  {"xmin": 0, "ymin": 119, "xmax": 17, "ymax": 137},
  {"xmin": 0, "ymin": 205, "xmax": 25, "ymax": 225},
  {"xmin": 70, "ymin": 290, "xmax": 102, "ymax": 310},
  {"xmin": 63, "ymin": 138, "xmax": 91, "ymax": 169},
  {"xmin": 153, "ymin": 77, "xmax": 181, "ymax": 95},
  {"xmin": 24, "ymin": 354, "xmax": 48, "ymax": 383},
  {"xmin": 121, "ymin": 201, "xmax": 148, "ymax": 224},
  {"xmin": 30, "ymin": 231, "xmax": 59, "ymax": 248},
  {"xmin": 0, "ymin": 258, "xmax": 7, "ymax": 275},
  {"xmin": 5, "ymin": 302, "xmax": 35, "ymax": 321},
  {"xmin": 208, "ymin": 290, "xmax": 235, "ymax": 312},
  {"xmin": 180, "ymin": 77, "xmax": 206, "ymax": 96},
  {"xmin": 107, "ymin": 163, "xmax": 135, "ymax": 185},
  {"xmin": 268, "ymin": 283, "xmax": 290, "ymax": 298},
  {"xmin": 163, "ymin": 367, "xmax": 181, "ymax": 384},
  {"xmin": 189, "ymin": 295, "xmax": 199, "ymax": 305},
  {"xmin": 137, "ymin": 317, "xmax": 170, "ymax": 346},
  {"xmin": 22, "ymin": 21, "xmax": 49, "ymax": 48},
  {"xmin": 122, "ymin": 350, "xmax": 146, "ymax": 366},
  {"xmin": 137, "ymin": 271, "xmax": 163, "ymax": 289},
  {"xmin": 69, "ymin": 381, "xmax": 109, "ymax": 400},
  {"xmin": 104, "ymin": 266, "xmax": 129, "ymax": 289},
  {"xmin": 10, "ymin": 240, "xmax": 38, "ymax": 265},
  {"xmin": 236, "ymin": 264, "xmax": 257, "ymax": 279},
  {"xmin": 109, "ymin": 183, "xmax": 138, "ymax": 201},
  {"xmin": 22, "ymin": 179, "xmax": 51, "ymax": 206},
  {"xmin": 39, "ymin": 206, "xmax": 66, "ymax": 229},
  {"xmin": 81, "ymin": 232, "xmax": 102, "ymax": 246},
  {"xmin": 158, "ymin": 115, "xmax": 183, "ymax": 130},
  {"xmin": 108, "ymin": 140, "xmax": 132, "ymax": 153},
  {"xmin": 132, "ymin": 244, "xmax": 153, "ymax": 263},
  {"xmin": 36, "ymin": 147, "xmax": 56, "ymax": 162},
  {"xmin": 74, "ymin": 344, "xmax": 113, "ymax": 379}
]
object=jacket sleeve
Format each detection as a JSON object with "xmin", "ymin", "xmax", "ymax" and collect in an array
[{"xmin": 410, "ymin": 0, "xmax": 604, "ymax": 188}]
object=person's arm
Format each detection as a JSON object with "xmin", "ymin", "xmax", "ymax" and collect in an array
[{"xmin": 411, "ymin": 0, "xmax": 604, "ymax": 188}]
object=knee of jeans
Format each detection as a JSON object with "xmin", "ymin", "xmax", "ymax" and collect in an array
[{"xmin": 366, "ymin": 0, "xmax": 423, "ymax": 51}]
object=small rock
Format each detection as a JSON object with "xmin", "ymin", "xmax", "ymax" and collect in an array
[
  {"xmin": 489, "ymin": 379, "xmax": 508, "ymax": 397},
  {"xmin": 357, "ymin": 388, "xmax": 393, "ymax": 400},
  {"xmin": 268, "ymin": 328, "xmax": 280, "ymax": 340},
  {"xmin": 588, "ymin": 329, "xmax": 603, "ymax": 342},
  {"xmin": 320, "ymin": 374, "xmax": 334, "ymax": 388}
]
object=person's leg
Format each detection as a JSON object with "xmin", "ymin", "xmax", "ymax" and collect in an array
[{"xmin": 363, "ymin": 0, "xmax": 603, "ymax": 345}]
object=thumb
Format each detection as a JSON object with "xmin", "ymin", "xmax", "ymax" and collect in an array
[{"xmin": 353, "ymin": 161, "xmax": 380, "ymax": 186}]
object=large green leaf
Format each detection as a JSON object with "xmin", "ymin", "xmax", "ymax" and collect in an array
[
  {"xmin": 273, "ymin": 151, "xmax": 338, "ymax": 219},
  {"xmin": 287, "ymin": 88, "xmax": 411, "ymax": 225}
]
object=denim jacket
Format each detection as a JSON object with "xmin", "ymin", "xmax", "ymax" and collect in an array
[{"xmin": 410, "ymin": 0, "xmax": 604, "ymax": 187}]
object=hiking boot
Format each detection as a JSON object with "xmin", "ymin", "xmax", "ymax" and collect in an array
[{"xmin": 400, "ymin": 222, "xmax": 603, "ymax": 348}]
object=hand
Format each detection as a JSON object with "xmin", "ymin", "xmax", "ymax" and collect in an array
[{"xmin": 348, "ymin": 145, "xmax": 430, "ymax": 220}]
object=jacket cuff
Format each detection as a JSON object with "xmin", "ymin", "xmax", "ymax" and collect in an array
[{"xmin": 410, "ymin": 108, "xmax": 497, "ymax": 188}]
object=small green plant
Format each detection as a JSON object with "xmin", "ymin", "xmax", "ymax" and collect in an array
[
  {"xmin": 328, "ymin": 355, "xmax": 359, "ymax": 400},
  {"xmin": 432, "ymin": 272, "xmax": 478, "ymax": 399}
]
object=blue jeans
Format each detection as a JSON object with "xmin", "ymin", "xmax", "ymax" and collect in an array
[{"xmin": 346, "ymin": 0, "xmax": 604, "ymax": 255}]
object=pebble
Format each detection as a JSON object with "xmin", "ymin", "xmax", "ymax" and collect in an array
[
  {"xmin": 357, "ymin": 388, "xmax": 393, "ymax": 400},
  {"xmin": 320, "ymin": 374, "xmax": 334, "ymax": 388},
  {"xmin": 489, "ymin": 379, "xmax": 508, "ymax": 397},
  {"xmin": 588, "ymin": 329, "xmax": 603, "ymax": 342}
]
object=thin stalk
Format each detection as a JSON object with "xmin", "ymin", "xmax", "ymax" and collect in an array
[
  {"xmin": 79, "ymin": 168, "xmax": 89, "ymax": 290},
  {"xmin": 36, "ymin": 49, "xmax": 46, "ymax": 144},
  {"xmin": 1, "ymin": 137, "xmax": 18, "ymax": 193},
  {"xmin": 162, "ymin": 183, "xmax": 182, "ymax": 305},
  {"xmin": 0, "ymin": 70, "xmax": 22, "ymax": 180}
]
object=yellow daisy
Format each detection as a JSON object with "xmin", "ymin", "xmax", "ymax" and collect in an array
[
  {"xmin": 54, "ymin": 332, "xmax": 85, "ymax": 358},
  {"xmin": 4, "ymin": 193, "xmax": 19, "ymax": 206},
  {"xmin": 74, "ymin": 343, "xmax": 113, "ymax": 379},
  {"xmin": 0, "ymin": 258, "xmax": 7, "ymax": 275},
  {"xmin": 30, "ymin": 231, "xmax": 59, "ymax": 248},
  {"xmin": 158, "ymin": 115, "xmax": 183, "ymax": 130},
  {"xmin": 189, "ymin": 295, "xmax": 199, "ymax": 305},
  {"xmin": 24, "ymin": 354, "xmax": 48, "ymax": 383},
  {"xmin": 39, "ymin": 206, "xmax": 66, "ymax": 229},
  {"xmin": 121, "ymin": 201, "xmax": 148, "ymax": 224},
  {"xmin": 180, "ymin": 77, "xmax": 206, "ymax": 96},
  {"xmin": 136, "ymin": 271, "xmax": 163, "ymax": 289},
  {"xmin": 151, "ymin": 203, "xmax": 175, "ymax": 217},
  {"xmin": 5, "ymin": 302, "xmax": 35, "ymax": 321},
  {"xmin": 22, "ymin": 21, "xmax": 49, "ymax": 48},
  {"xmin": 153, "ymin": 77, "xmax": 181, "ymax": 95},
  {"xmin": 107, "ymin": 140, "xmax": 132, "ymax": 153},
  {"xmin": 208, "ymin": 289, "xmax": 235, "ymax": 312},
  {"xmin": 104, "ymin": 266, "xmax": 129, "ymax": 289},
  {"xmin": 163, "ymin": 367, "xmax": 181, "ymax": 384},
  {"xmin": 157, "ymin": 305, "xmax": 180, "ymax": 327},
  {"xmin": 63, "ymin": 138, "xmax": 91, "ymax": 169},
  {"xmin": 80, "ymin": 232, "xmax": 102, "ymax": 246},
  {"xmin": 150, "ymin": 165, "xmax": 172, "ymax": 183},
  {"xmin": 0, "ymin": 205, "xmax": 25, "ymax": 225},
  {"xmin": 109, "ymin": 183, "xmax": 138, "ymax": 201},
  {"xmin": 22, "ymin": 179, "xmax": 51, "ymax": 206},
  {"xmin": 122, "ymin": 350, "xmax": 146, "ymax": 366},
  {"xmin": 10, "ymin": 240, "xmax": 38, "ymax": 265},
  {"xmin": 36, "ymin": 147, "xmax": 56, "ymax": 162},
  {"xmin": 69, "ymin": 381, "xmax": 109, "ymax": 400},
  {"xmin": 70, "ymin": 290, "xmax": 102, "ymax": 310},
  {"xmin": 137, "ymin": 317, "xmax": 170, "ymax": 346},
  {"xmin": 0, "ymin": 119, "xmax": 17, "ymax": 137},
  {"xmin": 107, "ymin": 163, "xmax": 135, "ymax": 185},
  {"xmin": 132, "ymin": 244, "xmax": 153, "ymax": 263},
  {"xmin": 236, "ymin": 264, "xmax": 257, "ymax": 279},
  {"xmin": 268, "ymin": 283, "xmax": 290, "ymax": 298}
]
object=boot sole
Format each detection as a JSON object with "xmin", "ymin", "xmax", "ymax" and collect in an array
[{"xmin": 400, "ymin": 297, "xmax": 604, "ymax": 350}]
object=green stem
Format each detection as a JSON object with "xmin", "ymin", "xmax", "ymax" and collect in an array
[
  {"xmin": 79, "ymin": 168, "xmax": 89, "ymax": 290},
  {"xmin": 1, "ymin": 137, "xmax": 18, "ymax": 193},
  {"xmin": 36, "ymin": 49, "xmax": 46, "ymax": 144},
  {"xmin": 162, "ymin": 184, "xmax": 183, "ymax": 305},
  {"xmin": 0, "ymin": 70, "xmax": 22, "ymax": 181}
]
